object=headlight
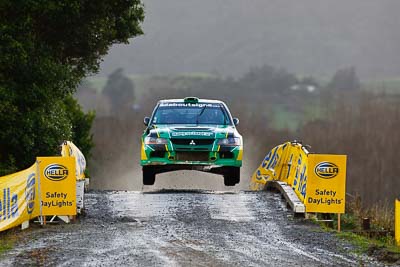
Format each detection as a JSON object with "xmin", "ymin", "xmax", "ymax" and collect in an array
[
  {"xmin": 217, "ymin": 137, "xmax": 241, "ymax": 146},
  {"xmin": 144, "ymin": 137, "xmax": 168, "ymax": 145}
]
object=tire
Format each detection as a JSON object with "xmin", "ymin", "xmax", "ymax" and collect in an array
[
  {"xmin": 143, "ymin": 167, "xmax": 156, "ymax": 185},
  {"xmin": 223, "ymin": 167, "xmax": 240, "ymax": 186}
]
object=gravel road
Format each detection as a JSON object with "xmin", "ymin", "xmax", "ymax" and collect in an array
[{"xmin": 0, "ymin": 190, "xmax": 378, "ymax": 266}]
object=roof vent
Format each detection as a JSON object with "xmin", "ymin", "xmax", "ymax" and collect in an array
[{"xmin": 184, "ymin": 97, "xmax": 199, "ymax": 103}]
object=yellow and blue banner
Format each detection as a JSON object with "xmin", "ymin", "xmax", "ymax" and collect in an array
[
  {"xmin": 252, "ymin": 141, "xmax": 347, "ymax": 214},
  {"xmin": 250, "ymin": 142, "xmax": 292, "ymax": 188},
  {"xmin": 288, "ymin": 144, "xmax": 309, "ymax": 202},
  {"xmin": 0, "ymin": 164, "xmax": 40, "ymax": 232},
  {"xmin": 250, "ymin": 141, "xmax": 309, "ymax": 202},
  {"xmin": 61, "ymin": 141, "xmax": 86, "ymax": 180},
  {"xmin": 0, "ymin": 141, "xmax": 84, "ymax": 232},
  {"xmin": 396, "ymin": 198, "xmax": 400, "ymax": 246}
]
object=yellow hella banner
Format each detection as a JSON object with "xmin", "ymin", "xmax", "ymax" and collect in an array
[
  {"xmin": 61, "ymin": 141, "xmax": 86, "ymax": 180},
  {"xmin": 38, "ymin": 157, "xmax": 77, "ymax": 216},
  {"xmin": 250, "ymin": 143, "xmax": 287, "ymax": 187},
  {"xmin": 396, "ymin": 198, "xmax": 400, "ymax": 246},
  {"xmin": 250, "ymin": 142, "xmax": 309, "ymax": 202},
  {"xmin": 305, "ymin": 154, "xmax": 347, "ymax": 213},
  {"xmin": 0, "ymin": 164, "xmax": 40, "ymax": 232}
]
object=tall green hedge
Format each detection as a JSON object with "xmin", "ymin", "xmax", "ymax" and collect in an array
[{"xmin": 0, "ymin": 1, "xmax": 144, "ymax": 175}]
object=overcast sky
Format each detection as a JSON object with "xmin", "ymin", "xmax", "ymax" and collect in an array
[{"xmin": 98, "ymin": 0, "xmax": 400, "ymax": 79}]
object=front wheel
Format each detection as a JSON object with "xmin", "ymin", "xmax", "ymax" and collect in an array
[
  {"xmin": 223, "ymin": 167, "xmax": 240, "ymax": 186},
  {"xmin": 143, "ymin": 167, "xmax": 156, "ymax": 185}
]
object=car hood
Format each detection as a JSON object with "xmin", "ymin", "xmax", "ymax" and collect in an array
[{"xmin": 149, "ymin": 124, "xmax": 238, "ymax": 139}]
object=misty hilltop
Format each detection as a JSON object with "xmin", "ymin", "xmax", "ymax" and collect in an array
[{"xmin": 98, "ymin": 0, "xmax": 400, "ymax": 79}]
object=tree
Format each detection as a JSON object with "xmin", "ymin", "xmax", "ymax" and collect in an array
[
  {"xmin": 63, "ymin": 96, "xmax": 95, "ymax": 160},
  {"xmin": 102, "ymin": 68, "xmax": 135, "ymax": 116},
  {"xmin": 0, "ymin": 1, "xmax": 144, "ymax": 174},
  {"xmin": 328, "ymin": 67, "xmax": 361, "ymax": 91},
  {"xmin": 239, "ymin": 65, "xmax": 298, "ymax": 93}
]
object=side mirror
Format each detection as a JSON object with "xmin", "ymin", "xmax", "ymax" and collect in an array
[
  {"xmin": 144, "ymin": 117, "xmax": 150, "ymax": 126},
  {"xmin": 233, "ymin": 118, "xmax": 239, "ymax": 126}
]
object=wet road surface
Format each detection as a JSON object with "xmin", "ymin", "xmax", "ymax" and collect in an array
[{"xmin": 0, "ymin": 190, "xmax": 374, "ymax": 266}]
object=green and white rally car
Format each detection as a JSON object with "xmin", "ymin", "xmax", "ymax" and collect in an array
[{"xmin": 141, "ymin": 97, "xmax": 243, "ymax": 186}]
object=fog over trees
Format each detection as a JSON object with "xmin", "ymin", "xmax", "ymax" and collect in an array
[{"xmin": 99, "ymin": 0, "xmax": 400, "ymax": 79}]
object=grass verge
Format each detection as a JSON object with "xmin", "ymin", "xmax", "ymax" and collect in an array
[
  {"xmin": 337, "ymin": 231, "xmax": 400, "ymax": 263},
  {"xmin": 0, "ymin": 235, "xmax": 13, "ymax": 257},
  {"xmin": 314, "ymin": 197, "xmax": 400, "ymax": 264}
]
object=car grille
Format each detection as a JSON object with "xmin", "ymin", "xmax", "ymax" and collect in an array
[
  {"xmin": 171, "ymin": 139, "xmax": 215, "ymax": 146},
  {"xmin": 150, "ymin": 151, "xmax": 165, "ymax": 158},
  {"xmin": 175, "ymin": 148, "xmax": 208, "ymax": 151},
  {"xmin": 176, "ymin": 152, "xmax": 209, "ymax": 161}
]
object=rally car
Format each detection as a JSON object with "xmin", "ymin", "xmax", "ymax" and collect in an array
[{"xmin": 141, "ymin": 97, "xmax": 243, "ymax": 186}]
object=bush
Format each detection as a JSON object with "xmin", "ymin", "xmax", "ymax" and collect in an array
[
  {"xmin": 0, "ymin": 95, "xmax": 94, "ymax": 176},
  {"xmin": 0, "ymin": 1, "xmax": 144, "ymax": 175}
]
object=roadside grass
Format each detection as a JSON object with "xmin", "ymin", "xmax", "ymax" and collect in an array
[
  {"xmin": 336, "ymin": 231, "xmax": 399, "ymax": 254},
  {"xmin": 0, "ymin": 233, "xmax": 14, "ymax": 257},
  {"xmin": 337, "ymin": 231, "xmax": 372, "ymax": 254},
  {"xmin": 0, "ymin": 241, "xmax": 12, "ymax": 255},
  {"xmin": 311, "ymin": 197, "xmax": 400, "ymax": 263},
  {"xmin": 337, "ymin": 231, "xmax": 400, "ymax": 263},
  {"xmin": 310, "ymin": 214, "xmax": 400, "ymax": 264}
]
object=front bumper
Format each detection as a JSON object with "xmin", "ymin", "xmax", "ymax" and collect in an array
[{"xmin": 140, "ymin": 142, "xmax": 243, "ymax": 168}]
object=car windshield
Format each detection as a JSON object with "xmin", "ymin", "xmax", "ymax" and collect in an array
[{"xmin": 152, "ymin": 103, "xmax": 231, "ymax": 125}]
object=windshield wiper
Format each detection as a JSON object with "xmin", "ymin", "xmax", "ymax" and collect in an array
[
  {"xmin": 219, "ymin": 106, "xmax": 228, "ymax": 125},
  {"xmin": 196, "ymin": 105, "xmax": 207, "ymax": 125}
]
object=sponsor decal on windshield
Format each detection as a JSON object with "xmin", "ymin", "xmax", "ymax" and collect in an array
[{"xmin": 159, "ymin": 103, "xmax": 221, "ymax": 108}]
